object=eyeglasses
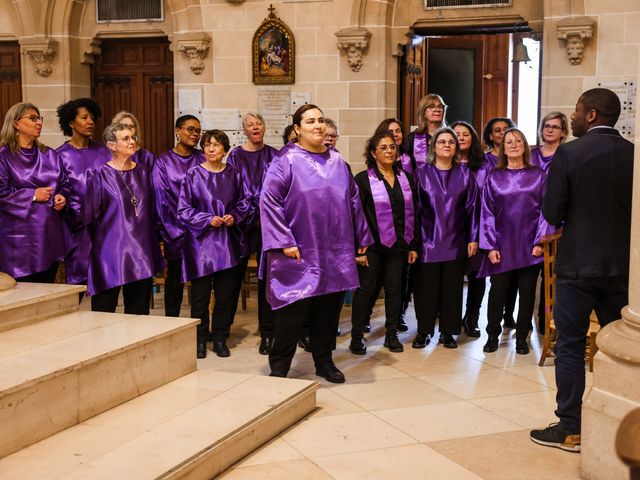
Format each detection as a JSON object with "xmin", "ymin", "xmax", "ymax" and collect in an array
[
  {"xmin": 182, "ymin": 126, "xmax": 202, "ymax": 136},
  {"xmin": 543, "ymin": 124, "xmax": 563, "ymax": 131},
  {"xmin": 377, "ymin": 145, "xmax": 397, "ymax": 152},
  {"xmin": 21, "ymin": 115, "xmax": 44, "ymax": 123},
  {"xmin": 204, "ymin": 142, "xmax": 224, "ymax": 150},
  {"xmin": 426, "ymin": 104, "xmax": 446, "ymax": 111},
  {"xmin": 436, "ymin": 140, "xmax": 457, "ymax": 146},
  {"xmin": 325, "ymin": 134, "xmax": 339, "ymax": 140}
]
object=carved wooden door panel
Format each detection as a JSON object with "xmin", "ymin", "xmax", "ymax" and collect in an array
[
  {"xmin": 0, "ymin": 42, "xmax": 22, "ymax": 121},
  {"xmin": 92, "ymin": 37, "xmax": 173, "ymax": 155},
  {"xmin": 399, "ymin": 39, "xmax": 425, "ymax": 131}
]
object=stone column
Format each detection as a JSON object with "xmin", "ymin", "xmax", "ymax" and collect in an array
[{"xmin": 581, "ymin": 66, "xmax": 640, "ymax": 480}]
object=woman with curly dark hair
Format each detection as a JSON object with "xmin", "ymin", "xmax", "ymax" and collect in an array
[{"xmin": 56, "ymin": 98, "xmax": 111, "ymax": 287}]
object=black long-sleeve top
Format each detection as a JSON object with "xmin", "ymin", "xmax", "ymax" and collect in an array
[{"xmin": 354, "ymin": 165, "xmax": 420, "ymax": 253}]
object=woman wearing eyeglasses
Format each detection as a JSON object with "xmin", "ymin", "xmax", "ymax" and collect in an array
[
  {"xmin": 480, "ymin": 128, "xmax": 554, "ymax": 355},
  {"xmin": 83, "ymin": 123, "xmax": 163, "ymax": 314},
  {"xmin": 56, "ymin": 98, "xmax": 112, "ymax": 289},
  {"xmin": 405, "ymin": 94, "xmax": 447, "ymax": 169},
  {"xmin": 152, "ymin": 115, "xmax": 204, "ymax": 318},
  {"xmin": 413, "ymin": 127, "xmax": 479, "ymax": 349},
  {"xmin": 178, "ymin": 130, "xmax": 254, "ymax": 359},
  {"xmin": 111, "ymin": 111, "xmax": 156, "ymax": 171},
  {"xmin": 349, "ymin": 131, "xmax": 419, "ymax": 355},
  {"xmin": 0, "ymin": 102, "xmax": 69, "ymax": 282},
  {"xmin": 531, "ymin": 112, "xmax": 568, "ymax": 174}
]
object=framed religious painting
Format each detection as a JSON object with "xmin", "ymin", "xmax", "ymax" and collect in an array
[{"xmin": 252, "ymin": 5, "xmax": 295, "ymax": 84}]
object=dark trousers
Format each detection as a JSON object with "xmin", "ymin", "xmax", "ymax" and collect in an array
[
  {"xmin": 351, "ymin": 250, "xmax": 405, "ymax": 337},
  {"xmin": 269, "ymin": 292, "xmax": 344, "ymax": 375},
  {"xmin": 486, "ymin": 264, "xmax": 539, "ymax": 340},
  {"xmin": 232, "ymin": 254, "xmax": 275, "ymax": 337},
  {"xmin": 465, "ymin": 270, "xmax": 486, "ymax": 316},
  {"xmin": 504, "ymin": 278, "xmax": 518, "ymax": 318},
  {"xmin": 554, "ymin": 275, "xmax": 627, "ymax": 433},
  {"xmin": 190, "ymin": 266, "xmax": 240, "ymax": 342},
  {"xmin": 91, "ymin": 277, "xmax": 153, "ymax": 314},
  {"xmin": 537, "ymin": 266, "xmax": 546, "ymax": 331},
  {"xmin": 16, "ymin": 261, "xmax": 60, "ymax": 283},
  {"xmin": 414, "ymin": 258, "xmax": 466, "ymax": 336},
  {"xmin": 164, "ymin": 258, "xmax": 184, "ymax": 317}
]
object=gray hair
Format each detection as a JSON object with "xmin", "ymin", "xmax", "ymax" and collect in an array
[
  {"xmin": 103, "ymin": 122, "xmax": 133, "ymax": 145},
  {"xmin": 324, "ymin": 118, "xmax": 338, "ymax": 132},
  {"xmin": 111, "ymin": 111, "xmax": 142, "ymax": 147},
  {"xmin": 242, "ymin": 112, "xmax": 265, "ymax": 130}
]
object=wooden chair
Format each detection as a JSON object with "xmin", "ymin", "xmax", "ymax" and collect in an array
[
  {"xmin": 240, "ymin": 255, "xmax": 259, "ymax": 311},
  {"xmin": 538, "ymin": 232, "xmax": 600, "ymax": 372}
]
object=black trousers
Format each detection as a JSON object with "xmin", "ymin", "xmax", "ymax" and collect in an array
[
  {"xmin": 164, "ymin": 257, "xmax": 184, "ymax": 317},
  {"xmin": 537, "ymin": 265, "xmax": 546, "ymax": 331},
  {"xmin": 465, "ymin": 270, "xmax": 486, "ymax": 317},
  {"xmin": 414, "ymin": 258, "xmax": 466, "ymax": 336},
  {"xmin": 232, "ymin": 254, "xmax": 275, "ymax": 337},
  {"xmin": 503, "ymin": 277, "xmax": 518, "ymax": 318},
  {"xmin": 351, "ymin": 250, "xmax": 405, "ymax": 337},
  {"xmin": 91, "ymin": 277, "xmax": 153, "ymax": 315},
  {"xmin": 554, "ymin": 275, "xmax": 627, "ymax": 433},
  {"xmin": 486, "ymin": 264, "xmax": 539, "ymax": 340},
  {"xmin": 16, "ymin": 261, "xmax": 60, "ymax": 283},
  {"xmin": 269, "ymin": 292, "xmax": 344, "ymax": 375},
  {"xmin": 190, "ymin": 266, "xmax": 240, "ymax": 342}
]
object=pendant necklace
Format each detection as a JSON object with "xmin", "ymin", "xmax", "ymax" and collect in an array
[{"xmin": 116, "ymin": 170, "xmax": 139, "ymax": 217}]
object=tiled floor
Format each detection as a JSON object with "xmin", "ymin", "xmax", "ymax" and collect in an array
[{"xmin": 91, "ymin": 287, "xmax": 588, "ymax": 479}]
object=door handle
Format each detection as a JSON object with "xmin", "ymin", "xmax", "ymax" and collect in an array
[{"xmin": 483, "ymin": 73, "xmax": 493, "ymax": 80}]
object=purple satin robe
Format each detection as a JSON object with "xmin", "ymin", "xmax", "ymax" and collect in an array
[
  {"xmin": 530, "ymin": 147, "xmax": 554, "ymax": 174},
  {"xmin": 461, "ymin": 162, "xmax": 491, "ymax": 273},
  {"xmin": 0, "ymin": 145, "xmax": 69, "ymax": 278},
  {"xmin": 479, "ymin": 167, "xmax": 554, "ymax": 277},
  {"xmin": 260, "ymin": 143, "xmax": 373, "ymax": 310},
  {"xmin": 83, "ymin": 163, "xmax": 163, "ymax": 295},
  {"xmin": 398, "ymin": 153, "xmax": 413, "ymax": 176},
  {"xmin": 415, "ymin": 163, "xmax": 479, "ymax": 263},
  {"xmin": 58, "ymin": 141, "xmax": 112, "ymax": 284},
  {"xmin": 484, "ymin": 151, "xmax": 499, "ymax": 168},
  {"xmin": 413, "ymin": 133, "xmax": 429, "ymax": 166},
  {"xmin": 226, "ymin": 144, "xmax": 277, "ymax": 255},
  {"xmin": 133, "ymin": 148, "xmax": 156, "ymax": 172},
  {"xmin": 152, "ymin": 149, "xmax": 205, "ymax": 260},
  {"xmin": 178, "ymin": 164, "xmax": 254, "ymax": 281}
]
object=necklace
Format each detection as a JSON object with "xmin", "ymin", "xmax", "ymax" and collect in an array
[{"xmin": 115, "ymin": 170, "xmax": 139, "ymax": 217}]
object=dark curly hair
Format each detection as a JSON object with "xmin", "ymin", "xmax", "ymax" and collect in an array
[
  {"xmin": 482, "ymin": 117, "xmax": 515, "ymax": 149},
  {"xmin": 450, "ymin": 121, "xmax": 485, "ymax": 172},
  {"xmin": 56, "ymin": 98, "xmax": 101, "ymax": 137},
  {"xmin": 364, "ymin": 131, "xmax": 396, "ymax": 169}
]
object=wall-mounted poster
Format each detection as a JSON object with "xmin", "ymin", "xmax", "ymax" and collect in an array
[{"xmin": 252, "ymin": 4, "xmax": 295, "ymax": 85}]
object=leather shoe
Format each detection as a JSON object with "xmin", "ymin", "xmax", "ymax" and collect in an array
[
  {"xmin": 336, "ymin": 328, "xmax": 342, "ymax": 337},
  {"xmin": 259, "ymin": 336, "xmax": 274, "ymax": 355},
  {"xmin": 503, "ymin": 314, "xmax": 516, "ymax": 329},
  {"xmin": 516, "ymin": 339, "xmax": 530, "ymax": 355},
  {"xmin": 483, "ymin": 336, "xmax": 499, "ymax": 353},
  {"xmin": 412, "ymin": 333, "xmax": 430, "ymax": 349},
  {"xmin": 397, "ymin": 318, "xmax": 409, "ymax": 332},
  {"xmin": 297, "ymin": 335, "xmax": 312, "ymax": 352},
  {"xmin": 269, "ymin": 371, "xmax": 287, "ymax": 378},
  {"xmin": 441, "ymin": 334, "xmax": 457, "ymax": 349},
  {"xmin": 363, "ymin": 324, "xmax": 371, "ymax": 333},
  {"xmin": 463, "ymin": 312, "xmax": 481, "ymax": 338},
  {"xmin": 213, "ymin": 340, "xmax": 230, "ymax": 358},
  {"xmin": 349, "ymin": 337, "xmax": 367, "ymax": 355},
  {"xmin": 315, "ymin": 361, "xmax": 346, "ymax": 383},
  {"xmin": 197, "ymin": 341, "xmax": 207, "ymax": 359},
  {"xmin": 384, "ymin": 334, "xmax": 404, "ymax": 352}
]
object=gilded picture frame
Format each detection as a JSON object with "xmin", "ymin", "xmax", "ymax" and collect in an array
[{"xmin": 252, "ymin": 7, "xmax": 295, "ymax": 85}]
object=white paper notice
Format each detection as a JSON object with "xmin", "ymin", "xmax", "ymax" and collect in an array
[{"xmin": 178, "ymin": 89, "xmax": 202, "ymax": 113}]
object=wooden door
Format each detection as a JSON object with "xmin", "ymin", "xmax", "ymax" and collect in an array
[
  {"xmin": 92, "ymin": 37, "xmax": 173, "ymax": 155},
  {"xmin": 399, "ymin": 39, "xmax": 425, "ymax": 131},
  {"xmin": 0, "ymin": 42, "xmax": 22, "ymax": 121}
]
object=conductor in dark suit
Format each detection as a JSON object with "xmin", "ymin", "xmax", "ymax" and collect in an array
[{"xmin": 530, "ymin": 88, "xmax": 634, "ymax": 452}]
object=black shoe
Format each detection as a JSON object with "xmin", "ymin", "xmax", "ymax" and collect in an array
[
  {"xmin": 483, "ymin": 336, "xmax": 499, "ymax": 353},
  {"xmin": 197, "ymin": 341, "xmax": 207, "ymax": 359},
  {"xmin": 297, "ymin": 335, "xmax": 312, "ymax": 352},
  {"xmin": 412, "ymin": 333, "xmax": 430, "ymax": 349},
  {"xmin": 384, "ymin": 334, "xmax": 404, "ymax": 353},
  {"xmin": 397, "ymin": 318, "xmax": 409, "ymax": 332},
  {"xmin": 503, "ymin": 314, "xmax": 516, "ymax": 329},
  {"xmin": 463, "ymin": 313, "xmax": 481, "ymax": 338},
  {"xmin": 349, "ymin": 337, "xmax": 367, "ymax": 355},
  {"xmin": 363, "ymin": 324, "xmax": 371, "ymax": 333},
  {"xmin": 269, "ymin": 371, "xmax": 287, "ymax": 378},
  {"xmin": 530, "ymin": 423, "xmax": 581, "ymax": 452},
  {"xmin": 259, "ymin": 336, "xmax": 274, "ymax": 355},
  {"xmin": 213, "ymin": 340, "xmax": 230, "ymax": 357},
  {"xmin": 516, "ymin": 339, "xmax": 530, "ymax": 355},
  {"xmin": 336, "ymin": 328, "xmax": 342, "ymax": 337},
  {"xmin": 441, "ymin": 334, "xmax": 457, "ymax": 349},
  {"xmin": 315, "ymin": 361, "xmax": 346, "ymax": 383}
]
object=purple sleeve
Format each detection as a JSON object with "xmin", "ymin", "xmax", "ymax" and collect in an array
[
  {"xmin": 82, "ymin": 169, "xmax": 102, "ymax": 229},
  {"xmin": 177, "ymin": 175, "xmax": 214, "ymax": 239},
  {"xmin": 349, "ymin": 172, "xmax": 374, "ymax": 249},
  {"xmin": 151, "ymin": 160, "xmax": 182, "ymax": 242},
  {"xmin": 0, "ymin": 155, "xmax": 35, "ymax": 220},
  {"xmin": 534, "ymin": 173, "xmax": 556, "ymax": 244},
  {"xmin": 479, "ymin": 176, "xmax": 498, "ymax": 251},
  {"xmin": 260, "ymin": 157, "xmax": 297, "ymax": 251},
  {"xmin": 466, "ymin": 173, "xmax": 480, "ymax": 243},
  {"xmin": 230, "ymin": 171, "xmax": 256, "ymax": 229}
]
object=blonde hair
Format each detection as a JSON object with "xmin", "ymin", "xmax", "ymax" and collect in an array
[
  {"xmin": 0, "ymin": 103, "xmax": 46, "ymax": 154},
  {"xmin": 497, "ymin": 128, "xmax": 531, "ymax": 170},
  {"xmin": 416, "ymin": 93, "xmax": 447, "ymax": 133},
  {"xmin": 537, "ymin": 111, "xmax": 569, "ymax": 145},
  {"xmin": 111, "ymin": 111, "xmax": 142, "ymax": 147}
]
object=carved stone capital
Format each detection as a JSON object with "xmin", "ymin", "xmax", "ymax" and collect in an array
[
  {"xmin": 20, "ymin": 38, "xmax": 58, "ymax": 77},
  {"xmin": 335, "ymin": 27, "xmax": 372, "ymax": 73},
  {"xmin": 556, "ymin": 17, "xmax": 595, "ymax": 65},
  {"xmin": 175, "ymin": 32, "xmax": 211, "ymax": 75},
  {"xmin": 81, "ymin": 39, "xmax": 102, "ymax": 65}
]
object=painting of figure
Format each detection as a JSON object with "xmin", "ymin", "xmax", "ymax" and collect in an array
[{"xmin": 253, "ymin": 7, "xmax": 295, "ymax": 84}]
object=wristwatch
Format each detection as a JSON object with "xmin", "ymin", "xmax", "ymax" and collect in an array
[{"xmin": 32, "ymin": 193, "xmax": 37, "ymax": 202}]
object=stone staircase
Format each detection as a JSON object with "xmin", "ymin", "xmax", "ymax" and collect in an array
[{"xmin": 0, "ymin": 283, "xmax": 318, "ymax": 479}]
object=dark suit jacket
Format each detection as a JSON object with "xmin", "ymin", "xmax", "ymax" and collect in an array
[{"xmin": 542, "ymin": 127, "xmax": 634, "ymax": 278}]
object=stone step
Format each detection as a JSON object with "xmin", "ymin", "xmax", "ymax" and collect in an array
[
  {"xmin": 0, "ymin": 311, "xmax": 198, "ymax": 458},
  {"xmin": 0, "ymin": 370, "xmax": 319, "ymax": 479},
  {"xmin": 0, "ymin": 283, "xmax": 86, "ymax": 333}
]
